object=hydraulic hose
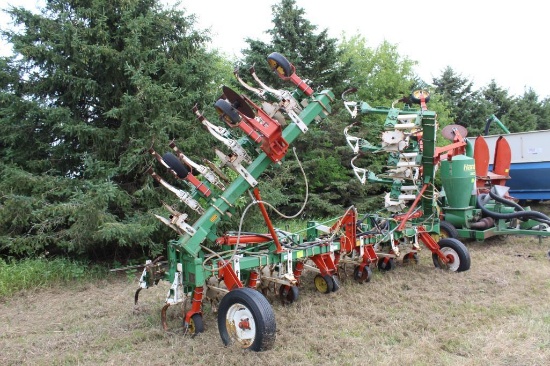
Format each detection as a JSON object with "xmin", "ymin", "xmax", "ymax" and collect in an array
[
  {"xmin": 477, "ymin": 194, "xmax": 550, "ymax": 225},
  {"xmin": 488, "ymin": 190, "xmax": 524, "ymax": 212}
]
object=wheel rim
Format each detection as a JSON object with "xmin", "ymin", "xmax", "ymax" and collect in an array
[
  {"xmin": 267, "ymin": 53, "xmax": 292, "ymax": 77},
  {"xmin": 314, "ymin": 275, "xmax": 329, "ymax": 293},
  {"xmin": 403, "ymin": 253, "xmax": 419, "ymax": 265},
  {"xmin": 378, "ymin": 258, "xmax": 394, "ymax": 271},
  {"xmin": 225, "ymin": 303, "xmax": 257, "ymax": 348},
  {"xmin": 214, "ymin": 99, "xmax": 240, "ymax": 125},
  {"xmin": 439, "ymin": 247, "xmax": 460, "ymax": 271},
  {"xmin": 267, "ymin": 59, "xmax": 287, "ymax": 77},
  {"xmin": 354, "ymin": 266, "xmax": 371, "ymax": 283},
  {"xmin": 189, "ymin": 317, "xmax": 196, "ymax": 334},
  {"xmin": 279, "ymin": 285, "xmax": 298, "ymax": 304}
]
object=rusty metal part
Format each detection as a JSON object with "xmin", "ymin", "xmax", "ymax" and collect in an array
[
  {"xmin": 469, "ymin": 217, "xmax": 495, "ymax": 230},
  {"xmin": 161, "ymin": 303, "xmax": 170, "ymax": 331},
  {"xmin": 441, "ymin": 124, "xmax": 468, "ymax": 141},
  {"xmin": 134, "ymin": 288, "xmax": 142, "ymax": 305},
  {"xmin": 109, "ymin": 257, "xmax": 166, "ymax": 272}
]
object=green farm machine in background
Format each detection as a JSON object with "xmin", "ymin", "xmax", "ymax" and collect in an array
[
  {"xmin": 341, "ymin": 90, "xmax": 471, "ymax": 272},
  {"xmin": 130, "ymin": 53, "xmax": 472, "ymax": 352},
  {"xmin": 437, "ymin": 129, "xmax": 550, "ymax": 241},
  {"xmin": 343, "ymin": 86, "xmax": 550, "ymax": 245}
]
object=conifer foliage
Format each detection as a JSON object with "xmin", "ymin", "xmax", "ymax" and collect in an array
[{"xmin": 0, "ymin": 0, "xmax": 226, "ymax": 258}]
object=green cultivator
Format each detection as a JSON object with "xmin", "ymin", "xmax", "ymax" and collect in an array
[
  {"xmin": 342, "ymin": 89, "xmax": 471, "ymax": 273},
  {"xmin": 133, "ymin": 53, "xmax": 471, "ymax": 351}
]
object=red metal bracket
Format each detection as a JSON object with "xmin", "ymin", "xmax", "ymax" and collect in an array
[
  {"xmin": 416, "ymin": 225, "xmax": 449, "ymax": 264},
  {"xmin": 396, "ymin": 183, "xmax": 428, "ymax": 232},
  {"xmin": 217, "ymin": 261, "xmax": 243, "ymax": 290},
  {"xmin": 309, "ymin": 253, "xmax": 337, "ymax": 276},
  {"xmin": 215, "ymin": 234, "xmax": 272, "ymax": 246},
  {"xmin": 253, "ymin": 188, "xmax": 284, "ymax": 253},
  {"xmin": 238, "ymin": 95, "xmax": 289, "ymax": 163},
  {"xmin": 293, "ymin": 261, "xmax": 305, "ymax": 286},
  {"xmin": 361, "ymin": 242, "xmax": 378, "ymax": 265},
  {"xmin": 434, "ymin": 128, "xmax": 467, "ymax": 164},
  {"xmin": 247, "ymin": 271, "xmax": 259, "ymax": 289},
  {"xmin": 184, "ymin": 286, "xmax": 204, "ymax": 325},
  {"xmin": 331, "ymin": 208, "xmax": 357, "ymax": 252},
  {"xmin": 274, "ymin": 62, "xmax": 313, "ymax": 96},
  {"xmin": 184, "ymin": 173, "xmax": 211, "ymax": 197}
]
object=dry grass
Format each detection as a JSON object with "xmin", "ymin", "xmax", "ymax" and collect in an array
[{"xmin": 1, "ymin": 234, "xmax": 549, "ymax": 366}]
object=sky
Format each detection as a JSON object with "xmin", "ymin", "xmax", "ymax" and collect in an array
[{"xmin": 1, "ymin": 0, "xmax": 548, "ymax": 98}]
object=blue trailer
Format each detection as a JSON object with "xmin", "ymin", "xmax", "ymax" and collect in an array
[{"xmin": 473, "ymin": 129, "xmax": 550, "ymax": 201}]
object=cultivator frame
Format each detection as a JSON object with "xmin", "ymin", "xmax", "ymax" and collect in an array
[
  {"xmin": 342, "ymin": 89, "xmax": 471, "ymax": 273},
  {"xmin": 132, "ymin": 53, "xmax": 471, "ymax": 352}
]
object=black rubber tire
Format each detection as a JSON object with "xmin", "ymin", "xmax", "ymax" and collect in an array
[
  {"xmin": 439, "ymin": 220, "xmax": 459, "ymax": 239},
  {"xmin": 410, "ymin": 89, "xmax": 431, "ymax": 104},
  {"xmin": 313, "ymin": 274, "xmax": 334, "ymax": 294},
  {"xmin": 217, "ymin": 287, "xmax": 276, "ymax": 351},
  {"xmin": 267, "ymin": 52, "xmax": 292, "ymax": 77},
  {"xmin": 402, "ymin": 252, "xmax": 419, "ymax": 265},
  {"xmin": 162, "ymin": 152, "xmax": 189, "ymax": 179},
  {"xmin": 215, "ymin": 98, "xmax": 241, "ymax": 125},
  {"xmin": 353, "ymin": 265, "xmax": 372, "ymax": 284},
  {"xmin": 432, "ymin": 238, "xmax": 471, "ymax": 272},
  {"xmin": 377, "ymin": 257, "xmax": 396, "ymax": 272},
  {"xmin": 188, "ymin": 313, "xmax": 204, "ymax": 335},
  {"xmin": 279, "ymin": 284, "xmax": 299, "ymax": 305},
  {"xmin": 331, "ymin": 275, "xmax": 341, "ymax": 292}
]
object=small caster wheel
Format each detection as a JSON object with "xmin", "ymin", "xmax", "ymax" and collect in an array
[
  {"xmin": 353, "ymin": 265, "xmax": 372, "ymax": 283},
  {"xmin": 314, "ymin": 274, "xmax": 334, "ymax": 294}
]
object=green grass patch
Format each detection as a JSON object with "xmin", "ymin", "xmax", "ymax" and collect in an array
[{"xmin": 0, "ymin": 257, "xmax": 107, "ymax": 298}]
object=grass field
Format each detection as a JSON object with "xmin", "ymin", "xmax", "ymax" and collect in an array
[{"xmin": 1, "ymin": 232, "xmax": 550, "ymax": 366}]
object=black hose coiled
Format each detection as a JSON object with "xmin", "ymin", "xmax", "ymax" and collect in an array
[
  {"xmin": 477, "ymin": 193, "xmax": 550, "ymax": 225},
  {"xmin": 488, "ymin": 190, "xmax": 525, "ymax": 212}
]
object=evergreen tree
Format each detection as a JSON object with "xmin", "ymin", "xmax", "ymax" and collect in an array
[
  {"xmin": 0, "ymin": 0, "xmax": 231, "ymax": 259},
  {"xmin": 432, "ymin": 67, "xmax": 491, "ymax": 136},
  {"xmin": 234, "ymin": 0, "xmax": 355, "ymax": 218},
  {"xmin": 503, "ymin": 88, "xmax": 540, "ymax": 133},
  {"xmin": 240, "ymin": 0, "xmax": 348, "ymax": 95},
  {"xmin": 482, "ymin": 81, "xmax": 513, "ymax": 117},
  {"xmin": 538, "ymin": 97, "xmax": 550, "ymax": 130}
]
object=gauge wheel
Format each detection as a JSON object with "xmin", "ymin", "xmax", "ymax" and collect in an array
[
  {"xmin": 377, "ymin": 257, "xmax": 396, "ymax": 272},
  {"xmin": 402, "ymin": 252, "xmax": 419, "ymax": 265},
  {"xmin": 313, "ymin": 274, "xmax": 334, "ymax": 294},
  {"xmin": 353, "ymin": 265, "xmax": 372, "ymax": 284},
  {"xmin": 432, "ymin": 238, "xmax": 471, "ymax": 272},
  {"xmin": 215, "ymin": 98, "xmax": 241, "ymax": 125},
  {"xmin": 267, "ymin": 52, "xmax": 293, "ymax": 77},
  {"xmin": 439, "ymin": 220, "xmax": 459, "ymax": 239},
  {"xmin": 410, "ymin": 89, "xmax": 431, "ymax": 104},
  {"xmin": 162, "ymin": 152, "xmax": 189, "ymax": 179},
  {"xmin": 279, "ymin": 284, "xmax": 299, "ymax": 305},
  {"xmin": 217, "ymin": 287, "xmax": 276, "ymax": 351},
  {"xmin": 331, "ymin": 275, "xmax": 341, "ymax": 292},
  {"xmin": 187, "ymin": 313, "xmax": 204, "ymax": 336}
]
